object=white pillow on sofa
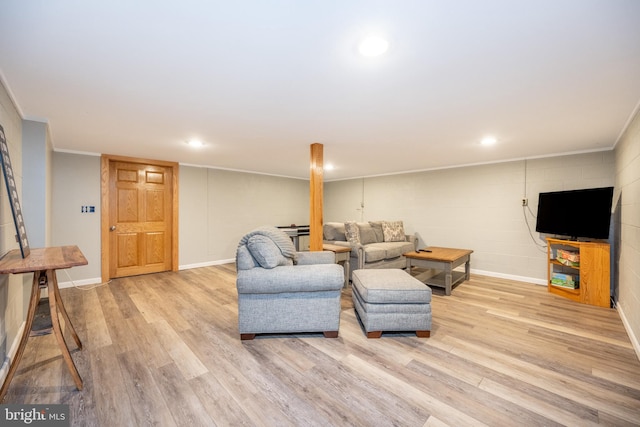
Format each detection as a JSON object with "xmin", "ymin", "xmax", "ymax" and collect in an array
[
  {"xmin": 344, "ymin": 221, "xmax": 361, "ymax": 245},
  {"xmin": 382, "ymin": 221, "xmax": 405, "ymax": 242}
]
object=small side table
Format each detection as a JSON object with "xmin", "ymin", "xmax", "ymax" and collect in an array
[
  {"xmin": 323, "ymin": 243, "xmax": 351, "ymax": 288},
  {"xmin": 0, "ymin": 246, "xmax": 87, "ymax": 402}
]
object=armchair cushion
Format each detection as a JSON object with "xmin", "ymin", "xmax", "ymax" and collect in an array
[{"xmin": 247, "ymin": 235, "xmax": 293, "ymax": 269}]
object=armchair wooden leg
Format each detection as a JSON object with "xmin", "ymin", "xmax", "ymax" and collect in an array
[
  {"xmin": 240, "ymin": 334, "xmax": 256, "ymax": 340},
  {"xmin": 366, "ymin": 331, "xmax": 383, "ymax": 338},
  {"xmin": 416, "ymin": 330, "xmax": 431, "ymax": 338},
  {"xmin": 323, "ymin": 331, "xmax": 339, "ymax": 338}
]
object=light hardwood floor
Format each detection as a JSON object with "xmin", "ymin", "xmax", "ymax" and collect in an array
[{"xmin": 3, "ymin": 264, "xmax": 640, "ymax": 426}]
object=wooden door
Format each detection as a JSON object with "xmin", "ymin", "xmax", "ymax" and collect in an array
[{"xmin": 101, "ymin": 155, "xmax": 179, "ymax": 281}]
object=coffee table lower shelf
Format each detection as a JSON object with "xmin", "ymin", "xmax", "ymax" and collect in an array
[
  {"xmin": 425, "ymin": 270, "xmax": 467, "ymax": 291},
  {"xmin": 404, "ymin": 246, "xmax": 473, "ymax": 296}
]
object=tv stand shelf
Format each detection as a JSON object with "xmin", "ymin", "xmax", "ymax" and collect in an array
[{"xmin": 546, "ymin": 238, "xmax": 610, "ymax": 308}]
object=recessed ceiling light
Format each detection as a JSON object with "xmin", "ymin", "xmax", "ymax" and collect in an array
[
  {"xmin": 186, "ymin": 139, "xmax": 204, "ymax": 148},
  {"xmin": 358, "ymin": 35, "xmax": 389, "ymax": 57},
  {"xmin": 481, "ymin": 136, "xmax": 497, "ymax": 146}
]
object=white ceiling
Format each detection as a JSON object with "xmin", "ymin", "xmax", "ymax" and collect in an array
[{"xmin": 1, "ymin": 1, "xmax": 640, "ymax": 180}]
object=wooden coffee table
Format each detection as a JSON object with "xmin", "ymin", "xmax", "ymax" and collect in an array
[{"xmin": 404, "ymin": 247, "xmax": 473, "ymax": 295}]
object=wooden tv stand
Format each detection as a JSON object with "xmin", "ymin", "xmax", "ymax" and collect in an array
[{"xmin": 546, "ymin": 238, "xmax": 610, "ymax": 308}]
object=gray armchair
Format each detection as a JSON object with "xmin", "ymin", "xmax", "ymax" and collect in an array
[{"xmin": 235, "ymin": 226, "xmax": 344, "ymax": 340}]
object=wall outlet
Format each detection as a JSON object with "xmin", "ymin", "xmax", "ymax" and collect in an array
[{"xmin": 521, "ymin": 198, "xmax": 528, "ymax": 206}]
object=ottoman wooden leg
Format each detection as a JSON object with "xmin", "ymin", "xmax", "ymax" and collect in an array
[
  {"xmin": 323, "ymin": 331, "xmax": 339, "ymax": 338},
  {"xmin": 240, "ymin": 334, "xmax": 256, "ymax": 340},
  {"xmin": 366, "ymin": 331, "xmax": 382, "ymax": 339},
  {"xmin": 416, "ymin": 330, "xmax": 431, "ymax": 338}
]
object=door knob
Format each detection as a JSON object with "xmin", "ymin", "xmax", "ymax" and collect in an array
[{"xmin": 110, "ymin": 225, "xmax": 116, "ymax": 231}]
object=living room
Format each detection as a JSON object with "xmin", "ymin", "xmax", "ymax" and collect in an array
[{"xmin": 1, "ymin": 1, "xmax": 640, "ymax": 425}]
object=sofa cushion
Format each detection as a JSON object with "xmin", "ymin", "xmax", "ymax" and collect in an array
[
  {"xmin": 323, "ymin": 222, "xmax": 346, "ymax": 241},
  {"xmin": 344, "ymin": 221, "xmax": 360, "ymax": 245},
  {"xmin": 383, "ymin": 241, "xmax": 416, "ymax": 258},
  {"xmin": 357, "ymin": 222, "xmax": 378, "ymax": 245},
  {"xmin": 352, "ymin": 269, "xmax": 432, "ymax": 304},
  {"xmin": 247, "ymin": 235, "xmax": 293, "ymax": 269},
  {"xmin": 382, "ymin": 221, "xmax": 406, "ymax": 242},
  {"xmin": 369, "ymin": 221, "xmax": 384, "ymax": 242},
  {"xmin": 363, "ymin": 244, "xmax": 388, "ymax": 263}
]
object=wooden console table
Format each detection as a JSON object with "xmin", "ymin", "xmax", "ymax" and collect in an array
[{"xmin": 0, "ymin": 246, "xmax": 87, "ymax": 402}]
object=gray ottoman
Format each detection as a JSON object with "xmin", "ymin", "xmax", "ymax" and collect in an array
[{"xmin": 352, "ymin": 269, "xmax": 432, "ymax": 338}]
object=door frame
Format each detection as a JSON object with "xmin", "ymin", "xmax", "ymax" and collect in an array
[{"xmin": 100, "ymin": 154, "xmax": 179, "ymax": 283}]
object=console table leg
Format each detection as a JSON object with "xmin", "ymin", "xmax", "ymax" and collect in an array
[
  {"xmin": 51, "ymin": 271, "xmax": 82, "ymax": 350},
  {"xmin": 46, "ymin": 270, "xmax": 83, "ymax": 390},
  {"xmin": 0, "ymin": 274, "xmax": 42, "ymax": 402}
]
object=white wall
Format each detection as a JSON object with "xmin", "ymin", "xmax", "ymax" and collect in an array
[
  {"xmin": 51, "ymin": 152, "xmax": 102, "ymax": 282},
  {"xmin": 614, "ymin": 105, "xmax": 640, "ymax": 354},
  {"xmin": 0, "ymin": 80, "xmax": 28, "ymax": 383},
  {"xmin": 326, "ymin": 151, "xmax": 615, "ymax": 283},
  {"xmin": 50, "ymin": 156, "xmax": 311, "ymax": 279},
  {"xmin": 179, "ymin": 166, "xmax": 309, "ymax": 267},
  {"xmin": 22, "ymin": 120, "xmax": 52, "ymax": 248}
]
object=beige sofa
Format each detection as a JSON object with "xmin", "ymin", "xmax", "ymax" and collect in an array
[{"xmin": 323, "ymin": 221, "xmax": 418, "ymax": 279}]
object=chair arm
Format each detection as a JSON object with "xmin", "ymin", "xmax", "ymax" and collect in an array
[
  {"xmin": 296, "ymin": 251, "xmax": 335, "ymax": 265},
  {"xmin": 237, "ymin": 264, "xmax": 344, "ymax": 294}
]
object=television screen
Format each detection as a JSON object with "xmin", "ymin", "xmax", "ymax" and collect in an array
[{"xmin": 535, "ymin": 187, "xmax": 614, "ymax": 240}]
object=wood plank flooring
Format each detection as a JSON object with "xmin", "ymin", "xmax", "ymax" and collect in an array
[{"xmin": 3, "ymin": 264, "xmax": 640, "ymax": 426}]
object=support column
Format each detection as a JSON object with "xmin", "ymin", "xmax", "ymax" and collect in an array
[{"xmin": 309, "ymin": 143, "xmax": 323, "ymax": 251}]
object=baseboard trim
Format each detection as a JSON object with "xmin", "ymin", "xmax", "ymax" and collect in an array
[
  {"xmin": 57, "ymin": 277, "xmax": 104, "ymax": 289},
  {"xmin": 0, "ymin": 321, "xmax": 25, "ymax": 388},
  {"xmin": 617, "ymin": 301, "xmax": 640, "ymax": 362},
  {"xmin": 469, "ymin": 268, "xmax": 547, "ymax": 286},
  {"xmin": 179, "ymin": 258, "xmax": 235, "ymax": 270}
]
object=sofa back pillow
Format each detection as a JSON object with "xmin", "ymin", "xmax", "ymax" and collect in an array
[
  {"xmin": 357, "ymin": 222, "xmax": 378, "ymax": 245},
  {"xmin": 382, "ymin": 221, "xmax": 406, "ymax": 242},
  {"xmin": 368, "ymin": 221, "xmax": 384, "ymax": 242},
  {"xmin": 323, "ymin": 222, "xmax": 346, "ymax": 241},
  {"xmin": 344, "ymin": 221, "xmax": 361, "ymax": 245}
]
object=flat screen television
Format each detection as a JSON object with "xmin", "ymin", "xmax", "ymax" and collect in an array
[{"xmin": 535, "ymin": 186, "xmax": 614, "ymax": 240}]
